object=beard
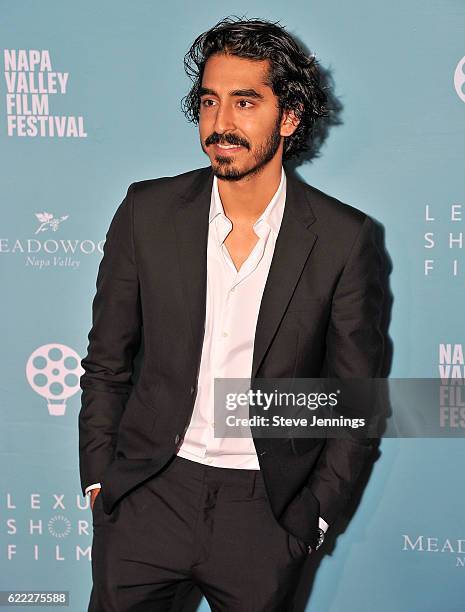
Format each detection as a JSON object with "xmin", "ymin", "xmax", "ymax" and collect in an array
[{"xmin": 204, "ymin": 116, "xmax": 283, "ymax": 182}]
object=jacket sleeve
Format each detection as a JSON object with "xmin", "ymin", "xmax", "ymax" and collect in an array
[
  {"xmin": 307, "ymin": 215, "xmax": 386, "ymax": 525},
  {"xmin": 78, "ymin": 183, "xmax": 142, "ymax": 497}
]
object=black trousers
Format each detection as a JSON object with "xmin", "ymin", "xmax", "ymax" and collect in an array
[{"xmin": 88, "ymin": 454, "xmax": 310, "ymax": 611}]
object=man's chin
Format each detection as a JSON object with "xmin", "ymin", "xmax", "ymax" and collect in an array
[
  {"xmin": 211, "ymin": 159, "xmax": 266, "ymax": 182},
  {"xmin": 211, "ymin": 161, "xmax": 245, "ymax": 182}
]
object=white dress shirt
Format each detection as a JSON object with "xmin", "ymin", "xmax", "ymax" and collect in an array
[{"xmin": 85, "ymin": 167, "xmax": 328, "ymax": 534}]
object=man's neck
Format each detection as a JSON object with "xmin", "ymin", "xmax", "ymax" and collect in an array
[{"xmin": 216, "ymin": 158, "xmax": 283, "ymax": 224}]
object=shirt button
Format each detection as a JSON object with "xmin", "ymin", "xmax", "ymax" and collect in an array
[
  {"xmin": 206, "ymin": 457, "xmax": 213, "ymax": 464},
  {"xmin": 222, "ymin": 331, "xmax": 229, "ymax": 337}
]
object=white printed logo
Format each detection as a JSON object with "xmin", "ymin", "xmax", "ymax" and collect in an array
[
  {"xmin": 26, "ymin": 343, "xmax": 84, "ymax": 415},
  {"xmin": 4, "ymin": 49, "xmax": 88, "ymax": 138},
  {"xmin": 48, "ymin": 515, "xmax": 72, "ymax": 538},
  {"xmin": 454, "ymin": 55, "xmax": 465, "ymax": 103},
  {"xmin": 35, "ymin": 212, "xmax": 69, "ymax": 234}
]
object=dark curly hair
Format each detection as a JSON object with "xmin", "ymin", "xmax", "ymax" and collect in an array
[{"xmin": 181, "ymin": 16, "xmax": 329, "ymax": 161}]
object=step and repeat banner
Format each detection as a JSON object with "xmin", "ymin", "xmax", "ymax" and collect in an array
[{"xmin": 1, "ymin": 1, "xmax": 464, "ymax": 611}]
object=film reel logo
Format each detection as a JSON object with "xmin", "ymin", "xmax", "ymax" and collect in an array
[{"xmin": 26, "ymin": 343, "xmax": 84, "ymax": 415}]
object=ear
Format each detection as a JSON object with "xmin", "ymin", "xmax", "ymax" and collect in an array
[{"xmin": 280, "ymin": 107, "xmax": 301, "ymax": 137}]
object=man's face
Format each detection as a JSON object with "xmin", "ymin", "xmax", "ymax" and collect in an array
[{"xmin": 198, "ymin": 54, "xmax": 286, "ymax": 181}]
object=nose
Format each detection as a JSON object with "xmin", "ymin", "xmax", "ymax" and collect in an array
[{"xmin": 213, "ymin": 103, "xmax": 235, "ymax": 135}]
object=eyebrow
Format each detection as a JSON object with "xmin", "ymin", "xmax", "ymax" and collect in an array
[{"xmin": 199, "ymin": 87, "xmax": 264, "ymax": 100}]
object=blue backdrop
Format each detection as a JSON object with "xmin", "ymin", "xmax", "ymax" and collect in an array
[{"xmin": 1, "ymin": 1, "xmax": 465, "ymax": 610}]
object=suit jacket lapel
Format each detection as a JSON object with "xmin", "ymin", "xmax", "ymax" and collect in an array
[
  {"xmin": 251, "ymin": 172, "xmax": 317, "ymax": 379},
  {"xmin": 173, "ymin": 167, "xmax": 212, "ymax": 364},
  {"xmin": 173, "ymin": 166, "xmax": 318, "ymax": 380}
]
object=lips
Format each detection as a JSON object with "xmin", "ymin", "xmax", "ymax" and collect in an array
[{"xmin": 215, "ymin": 143, "xmax": 242, "ymax": 152}]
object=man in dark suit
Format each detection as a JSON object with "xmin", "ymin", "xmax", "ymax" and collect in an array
[{"xmin": 79, "ymin": 16, "xmax": 385, "ymax": 611}]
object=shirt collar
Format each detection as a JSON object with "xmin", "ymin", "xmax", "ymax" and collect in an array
[{"xmin": 209, "ymin": 167, "xmax": 286, "ymax": 236}]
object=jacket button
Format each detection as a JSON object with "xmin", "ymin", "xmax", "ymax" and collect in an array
[
  {"xmin": 190, "ymin": 385, "xmax": 195, "ymax": 395},
  {"xmin": 174, "ymin": 434, "xmax": 180, "ymax": 444}
]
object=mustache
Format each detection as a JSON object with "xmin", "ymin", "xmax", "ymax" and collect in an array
[{"xmin": 205, "ymin": 132, "xmax": 250, "ymax": 149}]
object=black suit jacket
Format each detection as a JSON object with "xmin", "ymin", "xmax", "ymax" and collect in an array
[{"xmin": 79, "ymin": 166, "xmax": 385, "ymax": 550}]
